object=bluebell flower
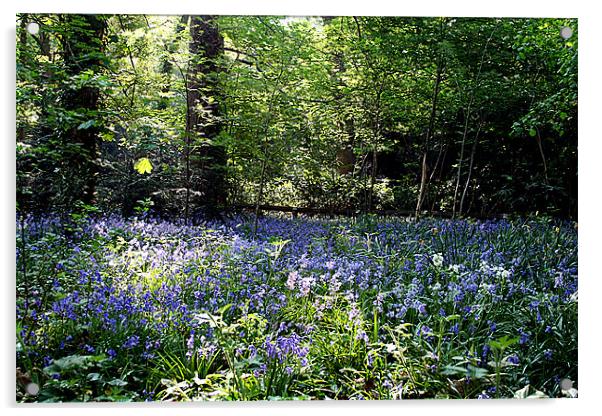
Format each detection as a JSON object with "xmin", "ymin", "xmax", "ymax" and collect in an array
[
  {"xmin": 519, "ymin": 330, "xmax": 530, "ymax": 345},
  {"xmin": 123, "ymin": 335, "xmax": 140, "ymax": 349}
]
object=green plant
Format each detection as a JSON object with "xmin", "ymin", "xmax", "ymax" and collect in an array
[
  {"xmin": 37, "ymin": 354, "xmax": 139, "ymax": 402},
  {"xmin": 488, "ymin": 335, "xmax": 519, "ymax": 397}
]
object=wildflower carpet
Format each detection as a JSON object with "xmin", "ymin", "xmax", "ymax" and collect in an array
[{"xmin": 16, "ymin": 214, "xmax": 577, "ymax": 401}]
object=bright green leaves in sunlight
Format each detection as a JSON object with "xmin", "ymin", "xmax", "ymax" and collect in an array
[{"xmin": 134, "ymin": 157, "xmax": 153, "ymax": 174}]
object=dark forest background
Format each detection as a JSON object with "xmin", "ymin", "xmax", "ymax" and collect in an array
[{"xmin": 16, "ymin": 15, "xmax": 578, "ymax": 220}]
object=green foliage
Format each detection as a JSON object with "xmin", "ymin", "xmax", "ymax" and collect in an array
[
  {"xmin": 17, "ymin": 14, "xmax": 576, "ymax": 217},
  {"xmin": 38, "ymin": 354, "xmax": 140, "ymax": 402}
]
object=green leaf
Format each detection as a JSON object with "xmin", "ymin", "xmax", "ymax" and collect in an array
[
  {"xmin": 466, "ymin": 364, "xmax": 488, "ymax": 379},
  {"xmin": 100, "ymin": 132, "xmax": 115, "ymax": 141},
  {"xmin": 489, "ymin": 335, "xmax": 519, "ymax": 350},
  {"xmin": 440, "ymin": 365, "xmax": 467, "ymax": 376},
  {"xmin": 77, "ymin": 120, "xmax": 96, "ymax": 130},
  {"xmin": 108, "ymin": 378, "xmax": 128, "ymax": 387},
  {"xmin": 134, "ymin": 158, "xmax": 153, "ymax": 174},
  {"xmin": 44, "ymin": 355, "xmax": 94, "ymax": 374},
  {"xmin": 217, "ymin": 303, "xmax": 234, "ymax": 315},
  {"xmin": 87, "ymin": 372, "xmax": 101, "ymax": 382}
]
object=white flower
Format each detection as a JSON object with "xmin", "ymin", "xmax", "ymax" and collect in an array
[
  {"xmin": 449, "ymin": 264, "xmax": 461, "ymax": 274},
  {"xmin": 432, "ymin": 253, "xmax": 444, "ymax": 268},
  {"xmin": 286, "ymin": 271, "xmax": 298, "ymax": 290}
]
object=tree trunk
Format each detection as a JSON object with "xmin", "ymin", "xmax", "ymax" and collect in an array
[
  {"xmin": 415, "ymin": 56, "xmax": 444, "ymax": 219},
  {"xmin": 535, "ymin": 127, "xmax": 549, "ymax": 184},
  {"xmin": 323, "ymin": 17, "xmax": 356, "ymax": 209},
  {"xmin": 187, "ymin": 15, "xmax": 226, "ymax": 217},
  {"xmin": 17, "ymin": 16, "xmax": 27, "ymax": 144},
  {"xmin": 452, "ymin": 99, "xmax": 473, "ymax": 218},
  {"xmin": 458, "ymin": 121, "xmax": 482, "ymax": 216},
  {"xmin": 61, "ymin": 14, "xmax": 107, "ymax": 206},
  {"xmin": 452, "ymin": 23, "xmax": 497, "ymax": 218}
]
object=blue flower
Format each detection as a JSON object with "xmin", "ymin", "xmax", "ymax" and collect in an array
[{"xmin": 519, "ymin": 329, "xmax": 530, "ymax": 345}]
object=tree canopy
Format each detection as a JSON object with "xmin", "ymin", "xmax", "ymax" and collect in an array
[{"xmin": 16, "ymin": 15, "xmax": 577, "ymax": 220}]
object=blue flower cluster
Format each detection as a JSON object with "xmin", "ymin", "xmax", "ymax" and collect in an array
[{"xmin": 15, "ymin": 213, "xmax": 577, "ymax": 399}]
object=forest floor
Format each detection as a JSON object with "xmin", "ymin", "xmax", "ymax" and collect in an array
[{"xmin": 16, "ymin": 213, "xmax": 577, "ymax": 401}]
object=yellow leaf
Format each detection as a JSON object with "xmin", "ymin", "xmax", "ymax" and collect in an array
[{"xmin": 134, "ymin": 158, "xmax": 153, "ymax": 174}]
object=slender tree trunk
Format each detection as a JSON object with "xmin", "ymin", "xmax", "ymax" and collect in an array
[
  {"xmin": 253, "ymin": 154, "xmax": 268, "ymax": 237},
  {"xmin": 252, "ymin": 89, "xmax": 279, "ymax": 236},
  {"xmin": 452, "ymin": 23, "xmax": 497, "ymax": 218},
  {"xmin": 458, "ymin": 121, "xmax": 482, "ymax": 216},
  {"xmin": 368, "ymin": 86, "xmax": 383, "ymax": 211},
  {"xmin": 535, "ymin": 127, "xmax": 549, "ymax": 184},
  {"xmin": 184, "ymin": 73, "xmax": 192, "ymax": 222},
  {"xmin": 415, "ymin": 57, "xmax": 444, "ymax": 219},
  {"xmin": 452, "ymin": 99, "xmax": 473, "ymax": 218}
]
